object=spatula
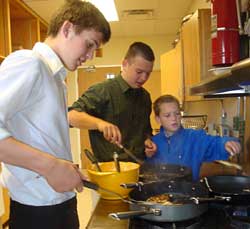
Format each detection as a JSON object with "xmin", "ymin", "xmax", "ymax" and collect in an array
[
  {"xmin": 115, "ymin": 142, "xmax": 143, "ymax": 165},
  {"xmin": 83, "ymin": 149, "xmax": 102, "ymax": 172}
]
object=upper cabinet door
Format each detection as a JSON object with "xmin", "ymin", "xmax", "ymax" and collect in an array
[
  {"xmin": 181, "ymin": 9, "xmax": 212, "ymax": 101},
  {"xmin": 0, "ymin": 0, "xmax": 11, "ymax": 62},
  {"xmin": 161, "ymin": 41, "xmax": 184, "ymax": 104},
  {"xmin": 0, "ymin": 0, "xmax": 48, "ymax": 62}
]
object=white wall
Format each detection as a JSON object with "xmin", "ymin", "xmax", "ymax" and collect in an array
[
  {"xmin": 188, "ymin": 0, "xmax": 210, "ymax": 13},
  {"xmin": 86, "ymin": 35, "xmax": 174, "ymax": 70}
]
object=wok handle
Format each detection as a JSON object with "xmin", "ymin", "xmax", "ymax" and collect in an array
[
  {"xmin": 109, "ymin": 209, "xmax": 161, "ymax": 220},
  {"xmin": 120, "ymin": 182, "xmax": 144, "ymax": 189}
]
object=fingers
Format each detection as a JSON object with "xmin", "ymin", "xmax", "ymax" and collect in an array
[
  {"xmin": 144, "ymin": 140, "xmax": 157, "ymax": 158},
  {"xmin": 145, "ymin": 138, "xmax": 153, "ymax": 148},
  {"xmin": 73, "ymin": 164, "xmax": 88, "ymax": 193},
  {"xmin": 225, "ymin": 141, "xmax": 241, "ymax": 156},
  {"xmin": 75, "ymin": 184, "xmax": 83, "ymax": 193},
  {"xmin": 44, "ymin": 159, "xmax": 83, "ymax": 193},
  {"xmin": 97, "ymin": 120, "xmax": 122, "ymax": 143}
]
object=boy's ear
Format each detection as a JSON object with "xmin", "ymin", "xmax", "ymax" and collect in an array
[
  {"xmin": 61, "ymin": 20, "xmax": 74, "ymax": 38},
  {"xmin": 155, "ymin": 116, "xmax": 161, "ymax": 125},
  {"xmin": 122, "ymin": 59, "xmax": 128, "ymax": 68}
]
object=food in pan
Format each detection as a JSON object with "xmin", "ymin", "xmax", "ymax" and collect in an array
[{"xmin": 146, "ymin": 193, "xmax": 182, "ymax": 205}]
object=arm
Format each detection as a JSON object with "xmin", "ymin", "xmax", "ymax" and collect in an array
[
  {"xmin": 69, "ymin": 109, "xmax": 122, "ymax": 143},
  {"xmin": 69, "ymin": 109, "xmax": 122, "ymax": 144},
  {"xmin": 68, "ymin": 83, "xmax": 122, "ymax": 143},
  {"xmin": 0, "ymin": 137, "xmax": 84, "ymax": 193},
  {"xmin": 192, "ymin": 129, "xmax": 240, "ymax": 162}
]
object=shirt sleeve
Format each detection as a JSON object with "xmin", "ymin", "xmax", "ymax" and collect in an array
[
  {"xmin": 0, "ymin": 53, "xmax": 41, "ymax": 140},
  {"xmin": 191, "ymin": 129, "xmax": 238, "ymax": 162},
  {"xmin": 69, "ymin": 82, "xmax": 109, "ymax": 117}
]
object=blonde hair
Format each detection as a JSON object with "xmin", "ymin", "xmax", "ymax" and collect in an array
[{"xmin": 153, "ymin": 94, "xmax": 180, "ymax": 116}]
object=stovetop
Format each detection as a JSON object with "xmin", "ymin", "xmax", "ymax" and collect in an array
[{"xmin": 129, "ymin": 204, "xmax": 250, "ymax": 229}]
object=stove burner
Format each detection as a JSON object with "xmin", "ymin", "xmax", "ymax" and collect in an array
[
  {"xmin": 128, "ymin": 206, "xmax": 233, "ymax": 229},
  {"xmin": 129, "ymin": 217, "xmax": 201, "ymax": 229},
  {"xmin": 129, "ymin": 204, "xmax": 250, "ymax": 229}
]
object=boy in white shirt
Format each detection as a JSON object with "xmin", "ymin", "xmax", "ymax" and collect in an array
[{"xmin": 0, "ymin": 1, "xmax": 111, "ymax": 228}]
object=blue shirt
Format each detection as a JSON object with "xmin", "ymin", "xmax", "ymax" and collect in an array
[{"xmin": 147, "ymin": 126, "xmax": 235, "ymax": 181}]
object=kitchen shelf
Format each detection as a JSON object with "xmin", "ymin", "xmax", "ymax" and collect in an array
[{"xmin": 190, "ymin": 58, "xmax": 250, "ymax": 96}]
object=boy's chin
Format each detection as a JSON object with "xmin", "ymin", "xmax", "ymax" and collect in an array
[{"xmin": 170, "ymin": 126, "xmax": 180, "ymax": 133}]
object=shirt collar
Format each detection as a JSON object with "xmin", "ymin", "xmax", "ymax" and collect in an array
[
  {"xmin": 116, "ymin": 75, "xmax": 130, "ymax": 93},
  {"xmin": 116, "ymin": 75, "xmax": 142, "ymax": 95},
  {"xmin": 33, "ymin": 42, "xmax": 67, "ymax": 80},
  {"xmin": 160, "ymin": 126, "xmax": 184, "ymax": 138}
]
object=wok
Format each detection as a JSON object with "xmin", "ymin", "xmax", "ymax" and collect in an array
[
  {"xmin": 110, "ymin": 180, "xmax": 216, "ymax": 222},
  {"xmin": 139, "ymin": 162, "xmax": 193, "ymax": 182},
  {"xmin": 115, "ymin": 142, "xmax": 193, "ymax": 182},
  {"xmin": 203, "ymin": 175, "xmax": 250, "ymax": 205}
]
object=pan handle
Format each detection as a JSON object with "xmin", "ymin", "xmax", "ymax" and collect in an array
[
  {"xmin": 190, "ymin": 195, "xmax": 231, "ymax": 204},
  {"xmin": 82, "ymin": 180, "xmax": 99, "ymax": 191},
  {"xmin": 109, "ymin": 208, "xmax": 161, "ymax": 220},
  {"xmin": 120, "ymin": 182, "xmax": 144, "ymax": 189}
]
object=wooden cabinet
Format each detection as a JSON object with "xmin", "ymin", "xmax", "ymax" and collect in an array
[
  {"xmin": 160, "ymin": 41, "xmax": 184, "ymax": 103},
  {"xmin": 181, "ymin": 9, "xmax": 211, "ymax": 101},
  {"xmin": 0, "ymin": 0, "xmax": 48, "ymax": 62},
  {"xmin": 1, "ymin": 188, "xmax": 9, "ymax": 226},
  {"xmin": 0, "ymin": 0, "xmax": 11, "ymax": 61},
  {"xmin": 0, "ymin": 164, "xmax": 10, "ymax": 226},
  {"xmin": 160, "ymin": 9, "xmax": 211, "ymax": 102}
]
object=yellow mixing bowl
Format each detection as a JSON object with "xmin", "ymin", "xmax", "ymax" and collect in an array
[{"xmin": 87, "ymin": 161, "xmax": 140, "ymax": 200}]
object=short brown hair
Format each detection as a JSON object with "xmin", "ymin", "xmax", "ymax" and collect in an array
[
  {"xmin": 153, "ymin": 94, "xmax": 180, "ymax": 116},
  {"xmin": 48, "ymin": 0, "xmax": 111, "ymax": 44},
  {"xmin": 124, "ymin": 42, "xmax": 155, "ymax": 62}
]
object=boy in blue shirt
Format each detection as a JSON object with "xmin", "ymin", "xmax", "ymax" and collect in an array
[{"xmin": 146, "ymin": 95, "xmax": 241, "ymax": 181}]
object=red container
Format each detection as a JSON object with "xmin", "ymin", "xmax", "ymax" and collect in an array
[{"xmin": 211, "ymin": 0, "xmax": 239, "ymax": 66}]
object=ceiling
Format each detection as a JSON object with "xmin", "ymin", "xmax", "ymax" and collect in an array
[{"xmin": 23, "ymin": 0, "xmax": 195, "ymax": 38}]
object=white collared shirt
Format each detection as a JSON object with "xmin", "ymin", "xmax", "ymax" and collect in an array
[{"xmin": 0, "ymin": 42, "xmax": 75, "ymax": 206}]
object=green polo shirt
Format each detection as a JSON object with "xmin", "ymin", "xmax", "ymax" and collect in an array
[{"xmin": 70, "ymin": 75, "xmax": 152, "ymax": 162}]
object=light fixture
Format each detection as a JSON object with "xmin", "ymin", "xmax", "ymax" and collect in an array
[{"xmin": 87, "ymin": 0, "xmax": 119, "ymax": 22}]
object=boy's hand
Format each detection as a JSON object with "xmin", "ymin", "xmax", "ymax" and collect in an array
[
  {"xmin": 144, "ymin": 139, "xmax": 157, "ymax": 158},
  {"xmin": 225, "ymin": 141, "xmax": 241, "ymax": 156},
  {"xmin": 97, "ymin": 120, "xmax": 122, "ymax": 144}
]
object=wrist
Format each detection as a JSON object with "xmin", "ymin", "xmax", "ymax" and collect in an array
[{"xmin": 35, "ymin": 154, "xmax": 57, "ymax": 177}]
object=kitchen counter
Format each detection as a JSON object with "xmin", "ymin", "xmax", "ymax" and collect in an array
[{"xmin": 86, "ymin": 199, "xmax": 129, "ymax": 229}]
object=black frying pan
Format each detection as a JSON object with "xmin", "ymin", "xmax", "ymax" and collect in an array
[
  {"xmin": 203, "ymin": 175, "xmax": 250, "ymax": 205},
  {"xmin": 110, "ymin": 180, "xmax": 209, "ymax": 222},
  {"xmin": 139, "ymin": 163, "xmax": 193, "ymax": 182}
]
